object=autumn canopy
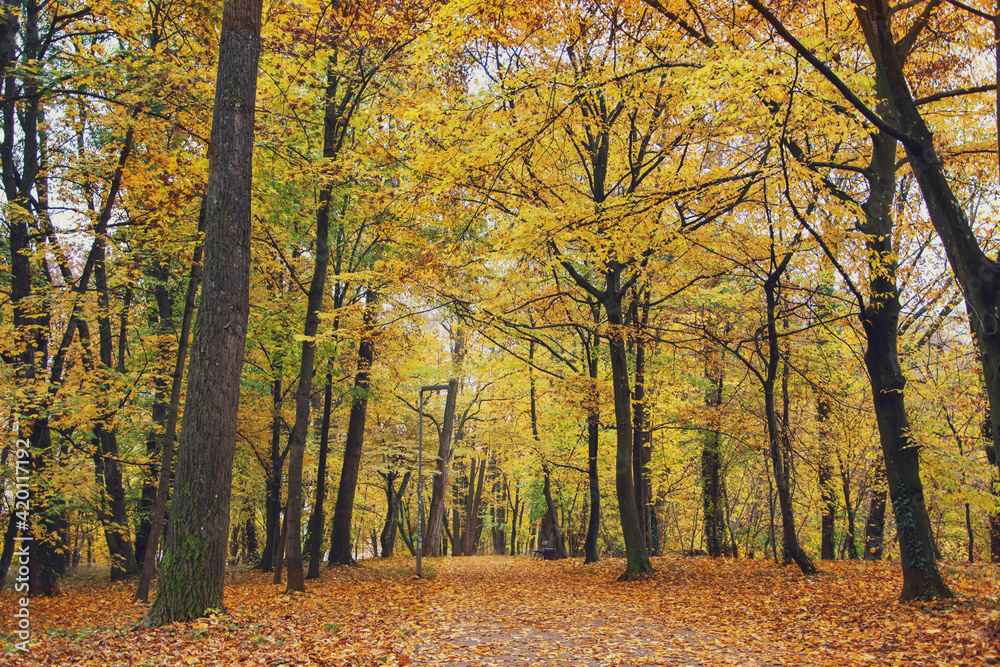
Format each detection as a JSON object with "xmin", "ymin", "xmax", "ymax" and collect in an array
[{"xmin": 2, "ymin": 0, "xmax": 1000, "ymax": 659}]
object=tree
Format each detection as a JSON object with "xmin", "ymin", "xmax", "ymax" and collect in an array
[
  {"xmin": 328, "ymin": 290, "xmax": 379, "ymax": 566},
  {"xmin": 424, "ymin": 379, "xmax": 460, "ymax": 557},
  {"xmin": 147, "ymin": 0, "xmax": 264, "ymax": 624},
  {"xmin": 743, "ymin": 0, "xmax": 994, "ymax": 596}
]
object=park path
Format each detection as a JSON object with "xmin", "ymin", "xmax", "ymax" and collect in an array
[{"xmin": 406, "ymin": 556, "xmax": 782, "ymax": 667}]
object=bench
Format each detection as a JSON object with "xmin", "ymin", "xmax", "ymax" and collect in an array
[{"xmin": 532, "ymin": 547, "xmax": 557, "ymax": 560}]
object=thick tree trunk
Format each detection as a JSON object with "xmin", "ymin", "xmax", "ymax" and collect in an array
[
  {"xmin": 328, "ymin": 291, "xmax": 378, "ymax": 566},
  {"xmin": 147, "ymin": 0, "xmax": 263, "ymax": 624},
  {"xmin": 424, "ymin": 379, "xmax": 459, "ymax": 556}
]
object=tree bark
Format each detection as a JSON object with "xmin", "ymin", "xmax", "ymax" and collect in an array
[
  {"xmin": 850, "ymin": 84, "xmax": 950, "ymax": 598},
  {"xmin": 838, "ymin": 452, "xmax": 859, "ymax": 560},
  {"xmin": 864, "ymin": 469, "xmax": 888, "ymax": 561},
  {"xmin": 631, "ymin": 290, "xmax": 653, "ymax": 550},
  {"xmin": 603, "ymin": 267, "xmax": 653, "ymax": 579},
  {"xmin": 540, "ymin": 464, "xmax": 569, "ymax": 559},
  {"xmin": 380, "ymin": 471, "xmax": 411, "ymax": 558},
  {"xmin": 147, "ymin": 0, "xmax": 263, "ymax": 624},
  {"xmin": 135, "ymin": 207, "xmax": 205, "ymax": 602},
  {"xmin": 306, "ymin": 369, "xmax": 334, "ymax": 578},
  {"xmin": 817, "ymin": 398, "xmax": 836, "ymax": 560},
  {"xmin": 582, "ymin": 298, "xmax": 602, "ymax": 563},
  {"xmin": 701, "ymin": 340, "xmax": 726, "ymax": 557},
  {"xmin": 424, "ymin": 379, "xmax": 459, "ymax": 556},
  {"xmin": 461, "ymin": 458, "xmax": 487, "ymax": 556},
  {"xmin": 328, "ymin": 291, "xmax": 378, "ymax": 566},
  {"xmin": 258, "ymin": 370, "xmax": 285, "ymax": 571},
  {"xmin": 761, "ymin": 261, "xmax": 815, "ymax": 576}
]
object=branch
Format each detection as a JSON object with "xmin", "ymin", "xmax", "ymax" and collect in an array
[
  {"xmin": 914, "ymin": 84, "xmax": 996, "ymax": 106},
  {"xmin": 742, "ymin": 0, "xmax": 911, "ymax": 144}
]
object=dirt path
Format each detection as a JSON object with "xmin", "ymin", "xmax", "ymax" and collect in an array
[{"xmin": 407, "ymin": 557, "xmax": 781, "ymax": 667}]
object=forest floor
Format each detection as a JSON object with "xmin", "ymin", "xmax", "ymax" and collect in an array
[{"xmin": 2, "ymin": 554, "xmax": 1000, "ymax": 666}]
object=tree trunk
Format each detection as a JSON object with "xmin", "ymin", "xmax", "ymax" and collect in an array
[
  {"xmin": 584, "ymin": 379, "xmax": 601, "ymax": 564},
  {"xmin": 147, "ymin": 0, "xmax": 263, "ymax": 624},
  {"xmin": 991, "ymin": 509, "xmax": 1000, "ymax": 563},
  {"xmin": 136, "ymin": 261, "xmax": 174, "ymax": 569},
  {"xmin": 424, "ymin": 379, "xmax": 459, "ymax": 556},
  {"xmin": 0, "ymin": 508, "xmax": 18, "ymax": 588},
  {"xmin": 243, "ymin": 515, "xmax": 258, "ymax": 562},
  {"xmin": 462, "ymin": 458, "xmax": 487, "ymax": 556},
  {"xmin": 762, "ymin": 273, "xmax": 816, "ymax": 576},
  {"xmin": 306, "ymin": 370, "xmax": 334, "ymax": 578},
  {"xmin": 491, "ymin": 467, "xmax": 507, "ymax": 555},
  {"xmin": 283, "ymin": 56, "xmax": 346, "ymax": 593},
  {"xmin": 540, "ymin": 464, "xmax": 569, "ymax": 559},
  {"xmin": 853, "ymin": 100, "xmax": 950, "ymax": 598},
  {"xmin": 510, "ymin": 485, "xmax": 522, "ymax": 557},
  {"xmin": 258, "ymin": 371, "xmax": 285, "ymax": 571},
  {"xmin": 380, "ymin": 471, "xmax": 411, "ymax": 558},
  {"xmin": 399, "ymin": 503, "xmax": 417, "ymax": 556},
  {"xmin": 601, "ymin": 269, "xmax": 653, "ymax": 579},
  {"xmin": 93, "ymin": 428, "xmax": 139, "ymax": 580},
  {"xmin": 701, "ymin": 340, "xmax": 726, "ymax": 557},
  {"xmin": 817, "ymin": 398, "xmax": 836, "ymax": 560},
  {"xmin": 272, "ymin": 509, "xmax": 287, "ymax": 585},
  {"xmin": 838, "ymin": 452, "xmax": 859, "ymax": 560},
  {"xmin": 135, "ymin": 207, "xmax": 205, "ymax": 602},
  {"xmin": 328, "ymin": 291, "xmax": 378, "ymax": 566},
  {"xmin": 631, "ymin": 291, "xmax": 652, "ymax": 549}
]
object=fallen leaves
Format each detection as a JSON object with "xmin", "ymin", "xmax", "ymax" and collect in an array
[{"xmin": 3, "ymin": 556, "xmax": 1000, "ymax": 666}]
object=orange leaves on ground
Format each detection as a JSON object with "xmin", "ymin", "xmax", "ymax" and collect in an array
[
  {"xmin": 3, "ymin": 566, "xmax": 420, "ymax": 666},
  {"xmin": 4, "ymin": 556, "xmax": 1000, "ymax": 666}
]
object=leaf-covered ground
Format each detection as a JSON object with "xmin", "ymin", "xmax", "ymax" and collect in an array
[{"xmin": 3, "ymin": 556, "xmax": 1000, "ymax": 666}]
